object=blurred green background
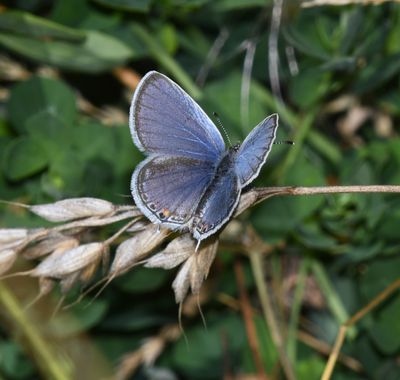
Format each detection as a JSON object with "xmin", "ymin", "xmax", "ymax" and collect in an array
[{"xmin": 1, "ymin": 0, "xmax": 400, "ymax": 379}]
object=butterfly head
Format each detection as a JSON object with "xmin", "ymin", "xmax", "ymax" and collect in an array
[{"xmin": 230, "ymin": 143, "xmax": 241, "ymax": 152}]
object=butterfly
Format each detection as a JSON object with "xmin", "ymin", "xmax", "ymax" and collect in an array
[{"xmin": 130, "ymin": 71, "xmax": 278, "ymax": 247}]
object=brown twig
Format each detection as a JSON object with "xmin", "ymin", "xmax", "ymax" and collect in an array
[
  {"xmin": 321, "ymin": 278, "xmax": 400, "ymax": 380},
  {"xmin": 297, "ymin": 330, "xmax": 362, "ymax": 373},
  {"xmin": 302, "ymin": 0, "xmax": 400, "ymax": 6},
  {"xmin": 234, "ymin": 259, "xmax": 269, "ymax": 380},
  {"xmin": 236, "ymin": 185, "xmax": 400, "ymax": 218},
  {"xmin": 256, "ymin": 184, "xmax": 400, "ymax": 198}
]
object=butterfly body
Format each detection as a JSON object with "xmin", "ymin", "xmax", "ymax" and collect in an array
[{"xmin": 130, "ymin": 71, "xmax": 278, "ymax": 244}]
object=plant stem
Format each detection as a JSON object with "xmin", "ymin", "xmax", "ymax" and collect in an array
[
  {"xmin": 0, "ymin": 282, "xmax": 71, "ymax": 380},
  {"xmin": 249, "ymin": 246, "xmax": 297, "ymax": 380}
]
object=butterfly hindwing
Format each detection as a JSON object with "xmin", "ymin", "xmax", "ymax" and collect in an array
[
  {"xmin": 192, "ymin": 155, "xmax": 241, "ymax": 241},
  {"xmin": 131, "ymin": 155, "xmax": 215, "ymax": 229}
]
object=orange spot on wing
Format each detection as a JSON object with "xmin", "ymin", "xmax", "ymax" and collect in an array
[{"xmin": 162, "ymin": 208, "xmax": 171, "ymax": 217}]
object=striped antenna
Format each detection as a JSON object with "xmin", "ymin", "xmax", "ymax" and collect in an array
[
  {"xmin": 274, "ymin": 140, "xmax": 295, "ymax": 145},
  {"xmin": 213, "ymin": 112, "xmax": 232, "ymax": 147}
]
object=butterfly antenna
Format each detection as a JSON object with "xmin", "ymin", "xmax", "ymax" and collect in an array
[
  {"xmin": 213, "ymin": 112, "xmax": 232, "ymax": 147},
  {"xmin": 274, "ymin": 140, "xmax": 295, "ymax": 145}
]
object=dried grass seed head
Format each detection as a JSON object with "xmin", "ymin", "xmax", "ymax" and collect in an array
[
  {"xmin": 30, "ymin": 197, "xmax": 116, "ymax": 222},
  {"xmin": 110, "ymin": 224, "xmax": 171, "ymax": 277},
  {"xmin": 22, "ymin": 233, "xmax": 79, "ymax": 260},
  {"xmin": 32, "ymin": 242, "xmax": 105, "ymax": 279},
  {"xmin": 0, "ymin": 248, "xmax": 18, "ymax": 275},
  {"xmin": 144, "ymin": 233, "xmax": 195, "ymax": 270}
]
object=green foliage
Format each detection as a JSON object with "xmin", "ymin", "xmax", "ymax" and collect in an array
[{"xmin": 1, "ymin": 1, "xmax": 400, "ymax": 379}]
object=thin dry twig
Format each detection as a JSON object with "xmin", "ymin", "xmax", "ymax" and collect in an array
[
  {"xmin": 241, "ymin": 40, "xmax": 257, "ymax": 129},
  {"xmin": 245, "ymin": 227, "xmax": 297, "ymax": 380},
  {"xmin": 297, "ymin": 330, "xmax": 362, "ymax": 373},
  {"xmin": 196, "ymin": 27, "xmax": 229, "ymax": 87},
  {"xmin": 237, "ymin": 185, "xmax": 400, "ymax": 214},
  {"xmin": 234, "ymin": 259, "xmax": 270, "ymax": 380},
  {"xmin": 321, "ymin": 278, "xmax": 400, "ymax": 380},
  {"xmin": 302, "ymin": 0, "xmax": 400, "ymax": 6},
  {"xmin": 268, "ymin": 0, "xmax": 284, "ymax": 103}
]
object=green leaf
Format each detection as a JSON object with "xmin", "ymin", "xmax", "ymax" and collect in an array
[
  {"xmin": 339, "ymin": 8, "xmax": 364, "ymax": 55},
  {"xmin": 0, "ymin": 10, "xmax": 85, "ymax": 41},
  {"xmin": 0, "ymin": 341, "xmax": 35, "ymax": 378},
  {"xmin": 359, "ymin": 256, "xmax": 400, "ymax": 301},
  {"xmin": 42, "ymin": 149, "xmax": 86, "ymax": 197},
  {"xmin": 51, "ymin": 0, "xmax": 120, "ymax": 30},
  {"xmin": 296, "ymin": 356, "xmax": 325, "ymax": 380},
  {"xmin": 3, "ymin": 137, "xmax": 49, "ymax": 181},
  {"xmin": 26, "ymin": 111, "xmax": 71, "ymax": 157},
  {"xmin": 115, "ymin": 267, "xmax": 171, "ymax": 293},
  {"xmin": 157, "ymin": 23, "xmax": 179, "ymax": 55},
  {"xmin": 353, "ymin": 53, "xmax": 400, "ymax": 94},
  {"xmin": 202, "ymin": 71, "xmax": 267, "ymax": 137},
  {"xmin": 92, "ymin": 0, "xmax": 152, "ymax": 12},
  {"xmin": 7, "ymin": 76, "xmax": 77, "ymax": 133},
  {"xmin": 170, "ymin": 314, "xmax": 245, "ymax": 379},
  {"xmin": 211, "ymin": 0, "xmax": 271, "ymax": 11},
  {"xmin": 0, "ymin": 30, "xmax": 134, "ymax": 73},
  {"xmin": 387, "ymin": 6, "xmax": 400, "ymax": 54},
  {"xmin": 132, "ymin": 23, "xmax": 202, "ymax": 99},
  {"xmin": 49, "ymin": 299, "xmax": 109, "ymax": 337},
  {"xmin": 295, "ymin": 224, "xmax": 344, "ymax": 253},
  {"xmin": 289, "ymin": 69, "xmax": 331, "ymax": 109},
  {"xmin": 283, "ymin": 23, "xmax": 331, "ymax": 61},
  {"xmin": 100, "ymin": 309, "xmax": 170, "ymax": 331},
  {"xmin": 369, "ymin": 296, "xmax": 400, "ymax": 354},
  {"xmin": 253, "ymin": 155, "xmax": 325, "ymax": 240}
]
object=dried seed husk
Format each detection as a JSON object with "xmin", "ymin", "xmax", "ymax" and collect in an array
[
  {"xmin": 145, "ymin": 234, "xmax": 195, "ymax": 269},
  {"xmin": 235, "ymin": 190, "xmax": 258, "ymax": 217},
  {"xmin": 126, "ymin": 219, "xmax": 149, "ymax": 233},
  {"xmin": 38, "ymin": 277, "xmax": 56, "ymax": 296},
  {"xmin": 24, "ymin": 277, "xmax": 56, "ymax": 310},
  {"xmin": 30, "ymin": 198, "xmax": 116, "ymax": 222},
  {"xmin": 110, "ymin": 225, "xmax": 171, "ymax": 277},
  {"xmin": 190, "ymin": 237, "xmax": 218, "ymax": 295},
  {"xmin": 22, "ymin": 233, "xmax": 78, "ymax": 259},
  {"xmin": 172, "ymin": 255, "xmax": 194, "ymax": 304},
  {"xmin": 60, "ymin": 272, "xmax": 80, "ymax": 294},
  {"xmin": 0, "ymin": 248, "xmax": 17, "ymax": 275},
  {"xmin": 33, "ymin": 242, "xmax": 105, "ymax": 278},
  {"xmin": 0, "ymin": 228, "xmax": 27, "ymax": 246},
  {"xmin": 79, "ymin": 262, "xmax": 98, "ymax": 284}
]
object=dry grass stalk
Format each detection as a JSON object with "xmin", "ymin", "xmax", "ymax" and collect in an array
[{"xmin": 302, "ymin": 0, "xmax": 400, "ymax": 6}]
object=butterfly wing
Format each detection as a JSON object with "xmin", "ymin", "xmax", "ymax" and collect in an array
[
  {"xmin": 131, "ymin": 155, "xmax": 215, "ymax": 229},
  {"xmin": 130, "ymin": 71, "xmax": 225, "ymax": 161},
  {"xmin": 192, "ymin": 167, "xmax": 241, "ymax": 241},
  {"xmin": 235, "ymin": 114, "xmax": 278, "ymax": 188}
]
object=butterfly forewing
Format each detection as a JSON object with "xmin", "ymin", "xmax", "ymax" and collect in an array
[
  {"xmin": 235, "ymin": 114, "xmax": 278, "ymax": 188},
  {"xmin": 130, "ymin": 71, "xmax": 225, "ymax": 161},
  {"xmin": 131, "ymin": 155, "xmax": 215, "ymax": 228}
]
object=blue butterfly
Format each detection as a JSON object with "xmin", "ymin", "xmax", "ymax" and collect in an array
[{"xmin": 130, "ymin": 71, "xmax": 278, "ymax": 246}]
